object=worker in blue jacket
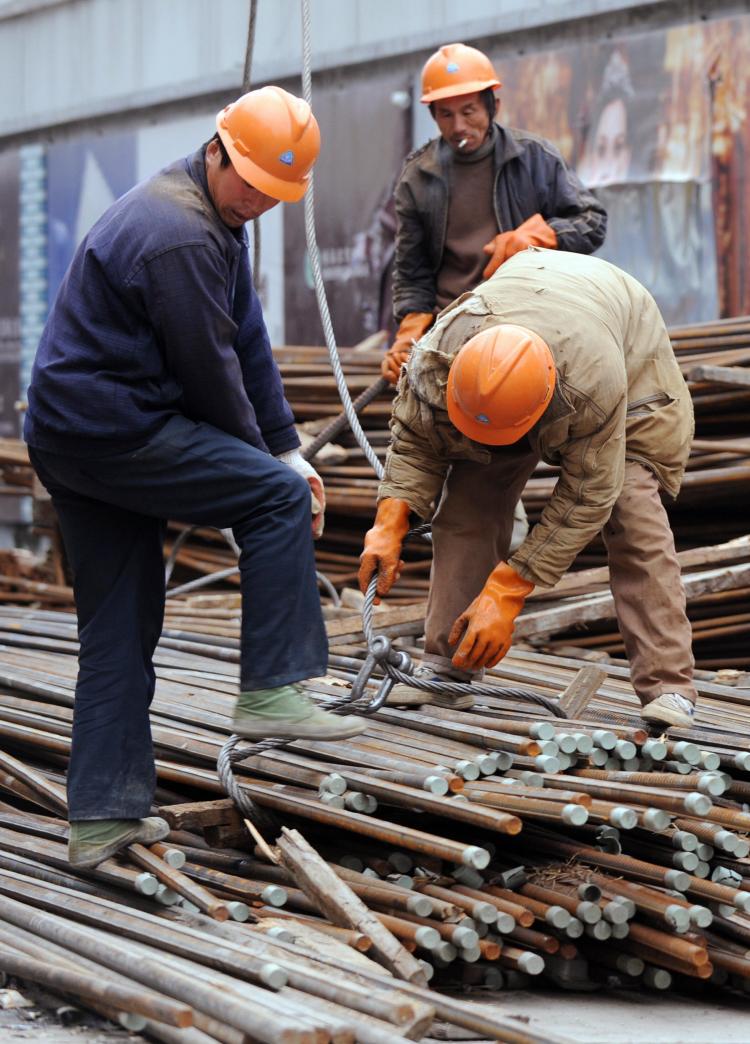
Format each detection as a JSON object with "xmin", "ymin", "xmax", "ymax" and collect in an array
[{"xmin": 25, "ymin": 87, "xmax": 366, "ymax": 870}]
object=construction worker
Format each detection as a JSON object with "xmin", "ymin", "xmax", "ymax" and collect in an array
[
  {"xmin": 25, "ymin": 87, "xmax": 366, "ymax": 870},
  {"xmin": 381, "ymin": 42, "xmax": 607, "ymax": 384},
  {"xmin": 360, "ymin": 248, "xmax": 697, "ymax": 730}
]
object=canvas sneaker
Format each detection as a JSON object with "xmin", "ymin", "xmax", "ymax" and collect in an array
[
  {"xmin": 641, "ymin": 692, "xmax": 695, "ymax": 729},
  {"xmin": 68, "ymin": 816, "xmax": 170, "ymax": 869},
  {"xmin": 233, "ymin": 683, "xmax": 366, "ymax": 741}
]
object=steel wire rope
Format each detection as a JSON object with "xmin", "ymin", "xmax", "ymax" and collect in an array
[
  {"xmin": 299, "ymin": 0, "xmax": 384, "ymax": 479},
  {"xmin": 361, "ymin": 576, "xmax": 565, "ymax": 718},
  {"xmin": 216, "ymin": 0, "xmax": 566, "ymax": 824},
  {"xmin": 217, "ymin": 0, "xmax": 383, "ymax": 823}
]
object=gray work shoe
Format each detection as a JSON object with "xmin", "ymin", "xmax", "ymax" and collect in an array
[
  {"xmin": 389, "ymin": 664, "xmax": 475, "ymax": 710},
  {"xmin": 642, "ymin": 692, "xmax": 696, "ymax": 729},
  {"xmin": 68, "ymin": 816, "xmax": 169, "ymax": 869},
  {"xmin": 233, "ymin": 683, "xmax": 367, "ymax": 741}
]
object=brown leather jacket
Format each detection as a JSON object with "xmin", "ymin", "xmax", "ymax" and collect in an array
[
  {"xmin": 380, "ymin": 249, "xmax": 694, "ymax": 588},
  {"xmin": 392, "ymin": 124, "xmax": 607, "ymax": 322}
]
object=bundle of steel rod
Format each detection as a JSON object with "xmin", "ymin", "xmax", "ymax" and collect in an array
[
  {"xmin": 2, "ymin": 606, "xmax": 750, "ymax": 1023},
  {"xmin": 8, "ymin": 316, "xmax": 750, "ymax": 610},
  {"xmin": 161, "ymin": 528, "xmax": 750, "ymax": 669}
]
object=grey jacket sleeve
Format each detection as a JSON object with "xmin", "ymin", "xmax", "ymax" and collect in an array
[
  {"xmin": 392, "ymin": 175, "xmax": 438, "ymax": 323},
  {"xmin": 535, "ymin": 141, "xmax": 607, "ymax": 255}
]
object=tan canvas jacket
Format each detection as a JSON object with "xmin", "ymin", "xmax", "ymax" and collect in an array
[{"xmin": 379, "ymin": 248, "xmax": 694, "ymax": 588}]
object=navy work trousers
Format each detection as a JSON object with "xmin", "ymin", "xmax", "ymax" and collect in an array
[{"xmin": 29, "ymin": 416, "xmax": 328, "ymax": 820}]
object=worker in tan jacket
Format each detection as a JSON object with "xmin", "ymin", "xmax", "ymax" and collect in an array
[{"xmin": 359, "ymin": 248, "xmax": 697, "ymax": 729}]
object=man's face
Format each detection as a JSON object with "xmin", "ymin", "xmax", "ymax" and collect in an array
[
  {"xmin": 432, "ymin": 92, "xmax": 495, "ymax": 155},
  {"xmin": 205, "ymin": 140, "xmax": 280, "ymax": 228}
]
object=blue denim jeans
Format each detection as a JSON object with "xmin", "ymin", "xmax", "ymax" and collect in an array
[{"xmin": 29, "ymin": 416, "xmax": 327, "ymax": 820}]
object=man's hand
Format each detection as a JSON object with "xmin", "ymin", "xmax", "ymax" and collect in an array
[
  {"xmin": 358, "ymin": 498, "xmax": 412, "ymax": 601},
  {"xmin": 449, "ymin": 561, "xmax": 534, "ymax": 670},
  {"xmin": 381, "ymin": 312, "xmax": 434, "ymax": 385},
  {"xmin": 482, "ymin": 213, "xmax": 557, "ymax": 280},
  {"xmin": 276, "ymin": 450, "xmax": 326, "ymax": 539}
]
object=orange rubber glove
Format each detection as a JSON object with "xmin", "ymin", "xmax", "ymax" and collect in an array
[
  {"xmin": 449, "ymin": 561, "xmax": 534, "ymax": 670},
  {"xmin": 381, "ymin": 312, "xmax": 434, "ymax": 385},
  {"xmin": 482, "ymin": 213, "xmax": 557, "ymax": 280},
  {"xmin": 358, "ymin": 498, "xmax": 411, "ymax": 600}
]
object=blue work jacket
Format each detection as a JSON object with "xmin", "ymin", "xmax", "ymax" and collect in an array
[{"xmin": 25, "ymin": 147, "xmax": 299, "ymax": 458}]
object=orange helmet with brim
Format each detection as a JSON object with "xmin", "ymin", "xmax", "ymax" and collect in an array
[
  {"xmin": 446, "ymin": 324, "xmax": 555, "ymax": 445},
  {"xmin": 421, "ymin": 43, "xmax": 501, "ymax": 104},
  {"xmin": 216, "ymin": 86, "xmax": 320, "ymax": 203}
]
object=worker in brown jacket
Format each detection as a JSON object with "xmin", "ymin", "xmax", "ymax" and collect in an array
[
  {"xmin": 359, "ymin": 248, "xmax": 697, "ymax": 729},
  {"xmin": 381, "ymin": 41, "xmax": 607, "ymax": 555},
  {"xmin": 381, "ymin": 42, "xmax": 606, "ymax": 383}
]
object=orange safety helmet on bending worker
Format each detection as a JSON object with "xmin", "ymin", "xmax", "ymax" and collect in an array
[
  {"xmin": 216, "ymin": 86, "xmax": 321, "ymax": 203},
  {"xmin": 420, "ymin": 43, "xmax": 502, "ymax": 104},
  {"xmin": 447, "ymin": 325, "xmax": 556, "ymax": 445}
]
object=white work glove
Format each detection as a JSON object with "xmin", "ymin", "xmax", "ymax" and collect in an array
[{"xmin": 276, "ymin": 449, "xmax": 326, "ymax": 539}]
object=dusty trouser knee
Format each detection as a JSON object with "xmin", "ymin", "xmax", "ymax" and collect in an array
[
  {"xmin": 424, "ymin": 447, "xmax": 538, "ymax": 678},
  {"xmin": 603, "ymin": 461, "xmax": 696, "ymax": 707}
]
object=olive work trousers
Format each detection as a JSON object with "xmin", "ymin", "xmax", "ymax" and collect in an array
[{"xmin": 422, "ymin": 455, "xmax": 697, "ymax": 707}]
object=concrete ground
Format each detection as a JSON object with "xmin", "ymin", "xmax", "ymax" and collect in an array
[
  {"xmin": 4, "ymin": 981, "xmax": 750, "ymax": 1043},
  {"xmin": 0, "ymin": 985, "xmax": 133, "ymax": 1043},
  {"xmin": 479, "ymin": 988, "xmax": 750, "ymax": 1043}
]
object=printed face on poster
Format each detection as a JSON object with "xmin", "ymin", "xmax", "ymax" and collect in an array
[{"xmin": 495, "ymin": 15, "xmax": 749, "ymax": 320}]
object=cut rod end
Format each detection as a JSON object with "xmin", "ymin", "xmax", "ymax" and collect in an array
[
  {"xmin": 517, "ymin": 952, "xmax": 544, "ymax": 975},
  {"xmin": 406, "ymin": 895, "xmax": 433, "ymax": 917},
  {"xmin": 683, "ymin": 792, "xmax": 711, "ymax": 816},
  {"xmin": 134, "ymin": 872, "xmax": 158, "ymax": 896},
  {"xmin": 260, "ymin": 963, "xmax": 288, "ymax": 990},
  {"xmin": 261, "ymin": 885, "xmax": 287, "ymax": 907},
  {"xmin": 664, "ymin": 869, "xmax": 689, "ymax": 891},
  {"xmin": 462, "ymin": 845, "xmax": 490, "ymax": 870},
  {"xmin": 227, "ymin": 901, "xmax": 250, "ymax": 922},
  {"xmin": 415, "ymin": 925, "xmax": 441, "ymax": 950}
]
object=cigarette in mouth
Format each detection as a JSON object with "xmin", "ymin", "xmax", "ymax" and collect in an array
[{"xmin": 458, "ymin": 138, "xmax": 468, "ymax": 150}]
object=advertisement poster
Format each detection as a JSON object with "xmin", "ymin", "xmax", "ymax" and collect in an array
[
  {"xmin": 46, "ymin": 131, "xmax": 137, "ymax": 302},
  {"xmin": 498, "ymin": 15, "xmax": 750, "ymax": 322},
  {"xmin": 0, "ymin": 150, "xmax": 20, "ymax": 438},
  {"xmin": 284, "ymin": 14, "xmax": 749, "ymax": 343}
]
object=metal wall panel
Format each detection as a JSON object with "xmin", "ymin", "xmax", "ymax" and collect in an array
[{"xmin": 0, "ymin": 0, "xmax": 672, "ymax": 138}]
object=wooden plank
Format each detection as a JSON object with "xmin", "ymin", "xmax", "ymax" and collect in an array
[
  {"xmin": 688, "ymin": 364, "xmax": 750, "ymax": 387},
  {"xmin": 516, "ymin": 562, "xmax": 750, "ymax": 641},
  {"xmin": 325, "ymin": 601, "xmax": 427, "ymax": 640},
  {"xmin": 158, "ymin": 798, "xmax": 237, "ymax": 831},
  {"xmin": 276, "ymin": 827, "xmax": 428, "ymax": 986},
  {"xmin": 528, "ymin": 534, "xmax": 750, "ymax": 603},
  {"xmin": 558, "ymin": 665, "xmax": 608, "ymax": 718}
]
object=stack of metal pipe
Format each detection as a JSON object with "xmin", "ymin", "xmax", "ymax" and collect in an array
[
  {"xmin": 6, "ymin": 314, "xmax": 750, "ymax": 664},
  {"xmin": 1, "ymin": 606, "xmax": 750, "ymax": 1032}
]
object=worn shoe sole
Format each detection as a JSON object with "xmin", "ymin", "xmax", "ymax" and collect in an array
[
  {"xmin": 68, "ymin": 816, "xmax": 170, "ymax": 869},
  {"xmin": 388, "ymin": 683, "xmax": 475, "ymax": 710},
  {"xmin": 233, "ymin": 713, "xmax": 367, "ymax": 741},
  {"xmin": 641, "ymin": 703, "xmax": 694, "ymax": 729}
]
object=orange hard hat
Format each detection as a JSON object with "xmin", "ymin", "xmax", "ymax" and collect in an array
[
  {"xmin": 216, "ymin": 86, "xmax": 320, "ymax": 203},
  {"xmin": 421, "ymin": 43, "xmax": 501, "ymax": 104},
  {"xmin": 446, "ymin": 324, "xmax": 555, "ymax": 445}
]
